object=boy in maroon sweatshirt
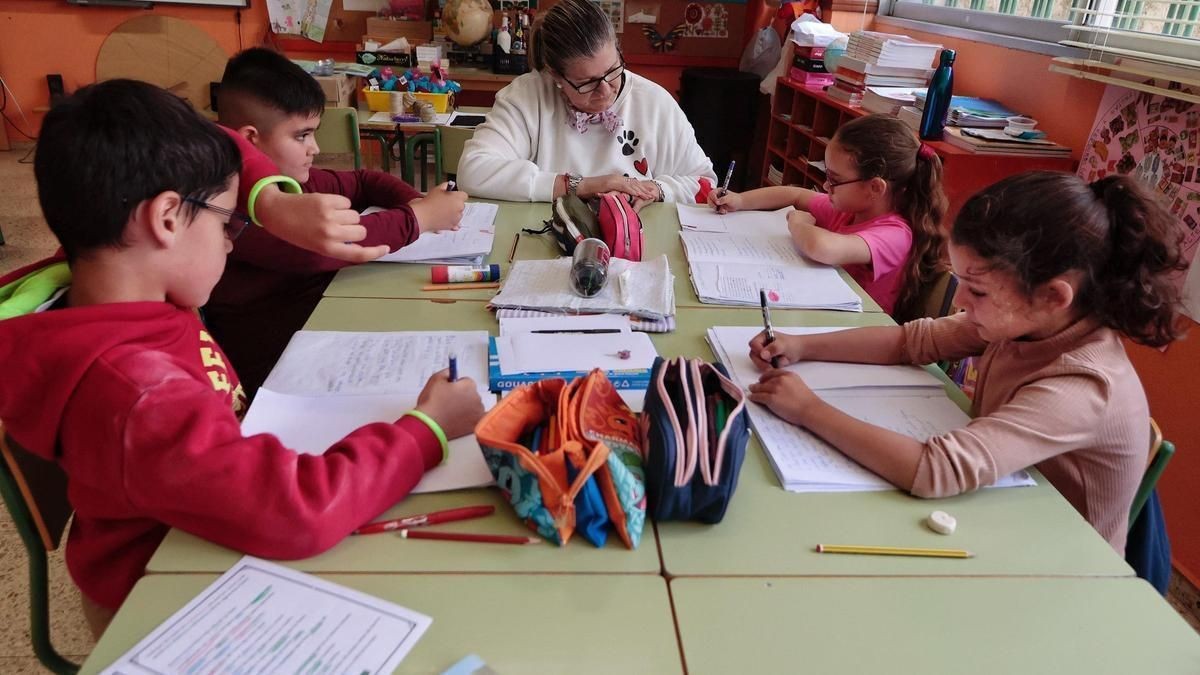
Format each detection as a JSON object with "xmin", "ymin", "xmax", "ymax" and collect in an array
[
  {"xmin": 0, "ymin": 79, "xmax": 484, "ymax": 634},
  {"xmin": 208, "ymin": 48, "xmax": 470, "ymax": 397}
]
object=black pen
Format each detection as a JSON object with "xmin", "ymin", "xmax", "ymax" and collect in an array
[
  {"xmin": 529, "ymin": 329, "xmax": 623, "ymax": 334},
  {"xmin": 759, "ymin": 289, "xmax": 782, "ymax": 368}
]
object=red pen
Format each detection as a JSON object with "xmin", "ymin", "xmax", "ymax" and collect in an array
[
  {"xmin": 399, "ymin": 529, "xmax": 542, "ymax": 545},
  {"xmin": 352, "ymin": 505, "xmax": 495, "ymax": 535}
]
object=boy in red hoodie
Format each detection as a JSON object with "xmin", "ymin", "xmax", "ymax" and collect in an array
[
  {"xmin": 0, "ymin": 79, "xmax": 484, "ymax": 635},
  {"xmin": 208, "ymin": 48, "xmax": 469, "ymax": 396}
]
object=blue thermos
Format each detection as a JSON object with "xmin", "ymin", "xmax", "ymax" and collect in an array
[{"xmin": 919, "ymin": 49, "xmax": 956, "ymax": 141}]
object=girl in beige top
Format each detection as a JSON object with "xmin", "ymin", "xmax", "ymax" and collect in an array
[{"xmin": 747, "ymin": 172, "xmax": 1185, "ymax": 553}]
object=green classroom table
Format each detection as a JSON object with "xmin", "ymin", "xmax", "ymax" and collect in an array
[
  {"xmin": 79, "ymin": 574, "xmax": 682, "ymax": 675},
  {"xmin": 323, "ymin": 201, "xmax": 884, "ymax": 312},
  {"xmin": 671, "ymin": 577, "xmax": 1200, "ymax": 674}
]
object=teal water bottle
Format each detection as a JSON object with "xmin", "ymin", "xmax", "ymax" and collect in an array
[{"xmin": 919, "ymin": 49, "xmax": 956, "ymax": 141}]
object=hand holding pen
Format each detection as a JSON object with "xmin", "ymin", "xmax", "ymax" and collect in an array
[
  {"xmin": 711, "ymin": 161, "xmax": 737, "ymax": 213},
  {"xmin": 758, "ymin": 289, "xmax": 783, "ymax": 369}
]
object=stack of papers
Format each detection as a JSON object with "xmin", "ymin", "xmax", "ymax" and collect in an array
[
  {"xmin": 101, "ymin": 556, "xmax": 431, "ymax": 675},
  {"xmin": 490, "ymin": 255, "xmax": 676, "ymax": 321},
  {"xmin": 491, "ymin": 331, "xmax": 657, "ymax": 391},
  {"xmin": 705, "ymin": 326, "xmax": 1036, "ymax": 492},
  {"xmin": 375, "ymin": 202, "xmax": 498, "ymax": 264},
  {"xmin": 244, "ymin": 331, "xmax": 497, "ymax": 493},
  {"xmin": 862, "ymin": 87, "xmax": 924, "ymax": 116},
  {"xmin": 680, "ymin": 229, "xmax": 862, "ymax": 311},
  {"xmin": 846, "ymin": 31, "xmax": 943, "ymax": 69}
]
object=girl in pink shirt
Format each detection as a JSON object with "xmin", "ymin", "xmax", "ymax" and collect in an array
[
  {"xmin": 711, "ymin": 114, "xmax": 947, "ymax": 320},
  {"xmin": 746, "ymin": 172, "xmax": 1184, "ymax": 551}
]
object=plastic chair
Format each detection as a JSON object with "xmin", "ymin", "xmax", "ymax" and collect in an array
[
  {"xmin": 1131, "ymin": 419, "xmax": 1176, "ymax": 526},
  {"xmin": 0, "ymin": 427, "xmax": 78, "ymax": 674},
  {"xmin": 906, "ymin": 269, "xmax": 959, "ymax": 323},
  {"xmin": 402, "ymin": 132, "xmax": 442, "ymax": 191},
  {"xmin": 315, "ymin": 106, "xmax": 362, "ymax": 170},
  {"xmin": 438, "ymin": 125, "xmax": 477, "ymax": 181}
]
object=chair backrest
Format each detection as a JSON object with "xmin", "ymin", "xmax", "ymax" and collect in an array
[
  {"xmin": 0, "ymin": 431, "xmax": 72, "ymax": 552},
  {"xmin": 315, "ymin": 106, "xmax": 362, "ymax": 170},
  {"xmin": 903, "ymin": 269, "xmax": 958, "ymax": 322},
  {"xmin": 0, "ymin": 427, "xmax": 78, "ymax": 674},
  {"xmin": 1130, "ymin": 419, "xmax": 1176, "ymax": 527},
  {"xmin": 439, "ymin": 124, "xmax": 476, "ymax": 178}
]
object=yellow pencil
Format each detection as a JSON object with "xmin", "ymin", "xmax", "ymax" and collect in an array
[{"xmin": 815, "ymin": 544, "xmax": 974, "ymax": 559}]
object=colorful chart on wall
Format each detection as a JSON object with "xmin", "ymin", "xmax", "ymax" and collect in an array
[
  {"xmin": 96, "ymin": 16, "xmax": 227, "ymax": 115},
  {"xmin": 1078, "ymin": 81, "xmax": 1200, "ymax": 321},
  {"xmin": 681, "ymin": 3, "xmax": 728, "ymax": 38},
  {"xmin": 591, "ymin": 0, "xmax": 625, "ymax": 34}
]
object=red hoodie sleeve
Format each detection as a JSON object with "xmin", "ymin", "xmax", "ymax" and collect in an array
[
  {"xmin": 118, "ymin": 377, "xmax": 442, "ymax": 559},
  {"xmin": 225, "ymin": 168, "xmax": 424, "ymax": 275},
  {"xmin": 219, "ymin": 126, "xmax": 292, "ymax": 213}
]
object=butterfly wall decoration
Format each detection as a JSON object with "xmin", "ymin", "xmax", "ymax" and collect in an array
[{"xmin": 641, "ymin": 23, "xmax": 685, "ymax": 53}]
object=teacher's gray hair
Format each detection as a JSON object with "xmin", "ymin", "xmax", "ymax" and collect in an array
[{"xmin": 530, "ymin": 0, "xmax": 616, "ymax": 74}]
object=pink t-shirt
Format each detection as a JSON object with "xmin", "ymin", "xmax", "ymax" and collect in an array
[{"xmin": 806, "ymin": 194, "xmax": 913, "ymax": 314}]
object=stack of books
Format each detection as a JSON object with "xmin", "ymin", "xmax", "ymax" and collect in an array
[
  {"xmin": 943, "ymin": 127, "xmax": 1071, "ymax": 157},
  {"xmin": 913, "ymin": 93, "xmax": 1020, "ymax": 128},
  {"xmin": 790, "ymin": 45, "xmax": 833, "ymax": 87},
  {"xmin": 827, "ymin": 33, "xmax": 940, "ymax": 108},
  {"xmin": 898, "ymin": 105, "xmax": 923, "ymax": 131},
  {"xmin": 862, "ymin": 87, "xmax": 925, "ymax": 116}
]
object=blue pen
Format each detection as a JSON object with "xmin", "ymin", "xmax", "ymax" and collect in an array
[{"xmin": 448, "ymin": 352, "xmax": 458, "ymax": 382}]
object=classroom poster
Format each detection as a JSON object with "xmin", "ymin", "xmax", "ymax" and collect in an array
[
  {"xmin": 1078, "ymin": 82, "xmax": 1200, "ymax": 320},
  {"xmin": 300, "ymin": 0, "xmax": 335, "ymax": 42},
  {"xmin": 267, "ymin": 0, "xmax": 303, "ymax": 35},
  {"xmin": 681, "ymin": 3, "xmax": 729, "ymax": 38}
]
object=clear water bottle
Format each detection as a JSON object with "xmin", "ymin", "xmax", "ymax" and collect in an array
[
  {"xmin": 919, "ymin": 49, "xmax": 956, "ymax": 141},
  {"xmin": 570, "ymin": 238, "xmax": 610, "ymax": 298}
]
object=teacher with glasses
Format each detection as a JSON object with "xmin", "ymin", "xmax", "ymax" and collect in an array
[{"xmin": 458, "ymin": 0, "xmax": 717, "ymax": 205}]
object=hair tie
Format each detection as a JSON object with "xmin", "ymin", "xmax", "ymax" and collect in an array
[{"xmin": 917, "ymin": 143, "xmax": 937, "ymax": 161}]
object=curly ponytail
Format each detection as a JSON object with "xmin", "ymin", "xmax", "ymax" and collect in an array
[
  {"xmin": 1089, "ymin": 175, "xmax": 1186, "ymax": 345},
  {"xmin": 952, "ymin": 171, "xmax": 1185, "ymax": 347}
]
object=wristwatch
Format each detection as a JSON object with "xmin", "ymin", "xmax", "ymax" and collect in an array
[{"xmin": 566, "ymin": 173, "xmax": 582, "ymax": 197}]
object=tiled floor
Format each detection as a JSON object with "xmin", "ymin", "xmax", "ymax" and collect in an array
[{"xmin": 2, "ymin": 144, "xmax": 1199, "ymax": 671}]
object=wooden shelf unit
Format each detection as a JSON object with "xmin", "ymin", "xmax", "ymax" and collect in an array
[{"xmin": 761, "ymin": 77, "xmax": 1077, "ymax": 220}]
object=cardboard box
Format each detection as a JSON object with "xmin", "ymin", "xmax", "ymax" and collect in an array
[
  {"xmin": 314, "ymin": 74, "xmax": 355, "ymax": 108},
  {"xmin": 366, "ymin": 17, "xmax": 433, "ymax": 42},
  {"xmin": 357, "ymin": 50, "xmax": 415, "ymax": 68}
]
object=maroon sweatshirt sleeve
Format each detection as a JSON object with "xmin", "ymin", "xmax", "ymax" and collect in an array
[{"xmin": 225, "ymin": 168, "xmax": 424, "ymax": 274}]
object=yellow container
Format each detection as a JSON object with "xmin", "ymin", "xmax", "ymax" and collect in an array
[
  {"xmin": 414, "ymin": 92, "xmax": 455, "ymax": 113},
  {"xmin": 362, "ymin": 88, "xmax": 404, "ymax": 112}
]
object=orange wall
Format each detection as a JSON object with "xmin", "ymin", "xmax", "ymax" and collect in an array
[{"xmin": 0, "ymin": 0, "xmax": 270, "ymax": 140}]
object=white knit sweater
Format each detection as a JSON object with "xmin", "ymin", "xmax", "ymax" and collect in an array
[{"xmin": 457, "ymin": 70, "xmax": 717, "ymax": 203}]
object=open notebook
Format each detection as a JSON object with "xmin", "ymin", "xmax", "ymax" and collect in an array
[
  {"xmin": 706, "ymin": 326, "xmax": 1035, "ymax": 492},
  {"xmin": 370, "ymin": 201, "xmax": 498, "ymax": 265},
  {"xmin": 243, "ymin": 331, "xmax": 497, "ymax": 493}
]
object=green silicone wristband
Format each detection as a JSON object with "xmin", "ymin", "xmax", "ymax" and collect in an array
[
  {"xmin": 246, "ymin": 175, "xmax": 303, "ymax": 227},
  {"xmin": 403, "ymin": 410, "xmax": 449, "ymax": 464}
]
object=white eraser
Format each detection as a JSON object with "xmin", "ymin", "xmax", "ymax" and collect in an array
[{"xmin": 926, "ymin": 510, "xmax": 957, "ymax": 535}]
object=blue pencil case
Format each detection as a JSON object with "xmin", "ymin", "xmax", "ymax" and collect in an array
[{"xmin": 642, "ymin": 357, "xmax": 749, "ymax": 524}]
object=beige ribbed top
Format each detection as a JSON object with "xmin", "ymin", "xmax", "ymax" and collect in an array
[{"xmin": 902, "ymin": 312, "xmax": 1150, "ymax": 553}]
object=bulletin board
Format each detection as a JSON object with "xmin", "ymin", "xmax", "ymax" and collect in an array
[{"xmin": 538, "ymin": 0, "xmax": 749, "ymax": 61}]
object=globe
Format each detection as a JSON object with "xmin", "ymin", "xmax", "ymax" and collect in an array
[
  {"xmin": 443, "ymin": 0, "xmax": 494, "ymax": 47},
  {"xmin": 823, "ymin": 36, "xmax": 849, "ymax": 75}
]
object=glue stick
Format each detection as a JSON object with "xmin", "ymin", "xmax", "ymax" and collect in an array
[{"xmin": 431, "ymin": 264, "xmax": 501, "ymax": 284}]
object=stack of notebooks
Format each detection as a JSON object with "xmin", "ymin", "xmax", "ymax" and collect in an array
[
  {"xmin": 913, "ymin": 92, "xmax": 1019, "ymax": 129},
  {"xmin": 676, "ymin": 205, "xmax": 863, "ymax": 312},
  {"xmin": 828, "ymin": 33, "xmax": 940, "ymax": 107},
  {"xmin": 943, "ymin": 127, "xmax": 1072, "ymax": 158},
  {"xmin": 489, "ymin": 254, "xmax": 676, "ymax": 322},
  {"xmin": 861, "ymin": 86, "xmax": 925, "ymax": 116},
  {"xmin": 487, "ymin": 315, "xmax": 657, "ymax": 392},
  {"xmin": 705, "ymin": 326, "xmax": 1037, "ymax": 492}
]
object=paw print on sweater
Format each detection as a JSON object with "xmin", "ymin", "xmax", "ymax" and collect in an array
[{"xmin": 618, "ymin": 130, "xmax": 640, "ymax": 156}]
